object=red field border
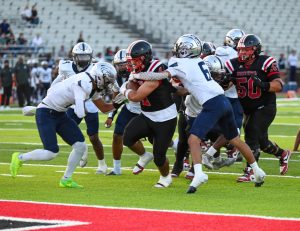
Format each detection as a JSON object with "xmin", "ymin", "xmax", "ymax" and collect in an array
[{"xmin": 0, "ymin": 200, "xmax": 299, "ymax": 231}]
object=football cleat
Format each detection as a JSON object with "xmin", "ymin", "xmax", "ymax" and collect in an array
[
  {"xmin": 59, "ymin": 178, "xmax": 83, "ymax": 188},
  {"xmin": 183, "ymin": 157, "xmax": 190, "ymax": 171},
  {"xmin": 132, "ymin": 152, "xmax": 153, "ymax": 175},
  {"xmin": 10, "ymin": 152, "xmax": 23, "ymax": 178},
  {"xmin": 202, "ymin": 154, "xmax": 214, "ymax": 170},
  {"xmin": 171, "ymin": 160, "xmax": 183, "ymax": 177},
  {"xmin": 154, "ymin": 175, "xmax": 172, "ymax": 188},
  {"xmin": 187, "ymin": 172, "xmax": 208, "ymax": 193},
  {"xmin": 185, "ymin": 171, "xmax": 194, "ymax": 180},
  {"xmin": 279, "ymin": 150, "xmax": 291, "ymax": 175},
  {"xmin": 212, "ymin": 157, "xmax": 236, "ymax": 170},
  {"xmin": 237, "ymin": 167, "xmax": 255, "ymax": 182},
  {"xmin": 253, "ymin": 167, "xmax": 266, "ymax": 187},
  {"xmin": 96, "ymin": 164, "xmax": 108, "ymax": 174},
  {"xmin": 106, "ymin": 170, "xmax": 121, "ymax": 176}
]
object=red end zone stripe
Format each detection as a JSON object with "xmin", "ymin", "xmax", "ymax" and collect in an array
[{"xmin": 0, "ymin": 201, "xmax": 300, "ymax": 231}]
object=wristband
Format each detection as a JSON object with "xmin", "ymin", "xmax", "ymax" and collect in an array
[{"xmin": 125, "ymin": 89, "xmax": 133, "ymax": 99}]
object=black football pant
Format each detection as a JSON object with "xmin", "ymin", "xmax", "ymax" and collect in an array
[
  {"xmin": 243, "ymin": 104, "xmax": 278, "ymax": 163},
  {"xmin": 123, "ymin": 113, "xmax": 177, "ymax": 167},
  {"xmin": 1, "ymin": 86, "xmax": 12, "ymax": 106}
]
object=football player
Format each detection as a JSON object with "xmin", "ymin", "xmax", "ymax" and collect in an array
[
  {"xmin": 10, "ymin": 62, "xmax": 119, "ymax": 188},
  {"xmin": 200, "ymin": 41, "xmax": 216, "ymax": 59},
  {"xmin": 130, "ymin": 34, "xmax": 266, "ymax": 193},
  {"xmin": 104, "ymin": 49, "xmax": 141, "ymax": 175},
  {"xmin": 38, "ymin": 61, "xmax": 52, "ymax": 99},
  {"xmin": 120, "ymin": 40, "xmax": 178, "ymax": 188},
  {"xmin": 52, "ymin": 42, "xmax": 108, "ymax": 174},
  {"xmin": 225, "ymin": 34, "xmax": 291, "ymax": 181},
  {"xmin": 204, "ymin": 29, "xmax": 246, "ymax": 169}
]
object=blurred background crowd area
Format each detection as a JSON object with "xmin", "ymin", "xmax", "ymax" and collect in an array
[{"xmin": 0, "ymin": 0, "xmax": 299, "ymax": 108}]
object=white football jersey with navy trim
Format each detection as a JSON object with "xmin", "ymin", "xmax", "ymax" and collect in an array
[
  {"xmin": 58, "ymin": 60, "xmax": 98, "ymax": 113},
  {"xmin": 216, "ymin": 46, "xmax": 238, "ymax": 98},
  {"xmin": 39, "ymin": 72, "xmax": 101, "ymax": 112},
  {"xmin": 167, "ymin": 57, "xmax": 224, "ymax": 105}
]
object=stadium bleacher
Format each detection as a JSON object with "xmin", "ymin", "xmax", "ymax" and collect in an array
[{"xmin": 0, "ymin": 0, "xmax": 299, "ymax": 62}]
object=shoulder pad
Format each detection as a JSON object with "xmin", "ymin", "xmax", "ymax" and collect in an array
[
  {"xmin": 216, "ymin": 46, "xmax": 229, "ymax": 56},
  {"xmin": 58, "ymin": 60, "xmax": 73, "ymax": 75}
]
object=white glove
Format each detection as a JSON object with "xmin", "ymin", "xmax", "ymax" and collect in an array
[
  {"xmin": 120, "ymin": 81, "xmax": 128, "ymax": 95},
  {"xmin": 113, "ymin": 92, "xmax": 128, "ymax": 104},
  {"xmin": 22, "ymin": 106, "xmax": 37, "ymax": 116}
]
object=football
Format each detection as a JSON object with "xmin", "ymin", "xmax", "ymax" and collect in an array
[{"xmin": 127, "ymin": 80, "xmax": 140, "ymax": 91}]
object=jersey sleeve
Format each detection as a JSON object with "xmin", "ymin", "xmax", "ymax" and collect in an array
[
  {"xmin": 261, "ymin": 56, "xmax": 280, "ymax": 81},
  {"xmin": 77, "ymin": 77, "xmax": 93, "ymax": 96}
]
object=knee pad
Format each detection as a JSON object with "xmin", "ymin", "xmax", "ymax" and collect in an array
[
  {"xmin": 72, "ymin": 141, "xmax": 87, "ymax": 154},
  {"xmin": 154, "ymin": 156, "xmax": 166, "ymax": 167}
]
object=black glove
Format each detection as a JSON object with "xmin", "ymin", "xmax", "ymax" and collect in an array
[
  {"xmin": 113, "ymin": 101, "xmax": 125, "ymax": 110},
  {"xmin": 251, "ymin": 76, "xmax": 270, "ymax": 92},
  {"xmin": 220, "ymin": 74, "xmax": 231, "ymax": 89}
]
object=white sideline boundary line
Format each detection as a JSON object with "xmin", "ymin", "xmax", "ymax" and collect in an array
[
  {"xmin": 0, "ymin": 216, "xmax": 89, "ymax": 231},
  {"xmin": 1, "ymin": 162, "xmax": 300, "ymax": 179},
  {"xmin": 0, "ymin": 199, "xmax": 300, "ymax": 221}
]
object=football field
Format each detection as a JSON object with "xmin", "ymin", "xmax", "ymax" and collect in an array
[{"xmin": 0, "ymin": 99, "xmax": 300, "ymax": 230}]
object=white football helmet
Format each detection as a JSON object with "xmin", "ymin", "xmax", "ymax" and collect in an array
[
  {"xmin": 90, "ymin": 62, "xmax": 117, "ymax": 90},
  {"xmin": 72, "ymin": 42, "xmax": 93, "ymax": 70},
  {"xmin": 113, "ymin": 49, "xmax": 130, "ymax": 78},
  {"xmin": 224, "ymin": 29, "xmax": 245, "ymax": 49},
  {"xmin": 203, "ymin": 55, "xmax": 226, "ymax": 83},
  {"xmin": 41, "ymin": 61, "xmax": 48, "ymax": 67},
  {"xmin": 172, "ymin": 34, "xmax": 202, "ymax": 58}
]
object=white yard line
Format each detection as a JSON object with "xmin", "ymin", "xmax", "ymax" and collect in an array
[{"xmin": 1, "ymin": 162, "xmax": 299, "ymax": 179}]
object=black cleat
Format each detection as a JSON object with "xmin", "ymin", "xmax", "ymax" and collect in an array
[
  {"xmin": 186, "ymin": 186, "xmax": 197, "ymax": 194},
  {"xmin": 255, "ymin": 181, "xmax": 264, "ymax": 187},
  {"xmin": 106, "ymin": 171, "xmax": 118, "ymax": 176}
]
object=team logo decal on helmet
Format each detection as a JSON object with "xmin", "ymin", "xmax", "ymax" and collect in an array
[{"xmin": 173, "ymin": 34, "xmax": 202, "ymax": 58}]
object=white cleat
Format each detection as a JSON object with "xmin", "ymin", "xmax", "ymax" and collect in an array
[
  {"xmin": 154, "ymin": 174, "xmax": 172, "ymax": 188},
  {"xmin": 253, "ymin": 167, "xmax": 266, "ymax": 187},
  {"xmin": 202, "ymin": 154, "xmax": 214, "ymax": 170},
  {"xmin": 187, "ymin": 172, "xmax": 208, "ymax": 193},
  {"xmin": 96, "ymin": 164, "xmax": 108, "ymax": 174},
  {"xmin": 132, "ymin": 152, "xmax": 153, "ymax": 175}
]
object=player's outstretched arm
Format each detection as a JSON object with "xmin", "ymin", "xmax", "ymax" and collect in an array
[{"xmin": 130, "ymin": 71, "xmax": 171, "ymax": 81}]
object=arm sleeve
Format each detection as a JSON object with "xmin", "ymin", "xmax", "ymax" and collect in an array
[{"xmin": 133, "ymin": 71, "xmax": 170, "ymax": 81}]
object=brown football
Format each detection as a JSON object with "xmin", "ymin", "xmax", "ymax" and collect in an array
[{"xmin": 127, "ymin": 80, "xmax": 140, "ymax": 91}]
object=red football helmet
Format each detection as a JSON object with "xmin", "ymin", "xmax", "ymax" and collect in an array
[
  {"xmin": 237, "ymin": 34, "xmax": 262, "ymax": 63},
  {"xmin": 126, "ymin": 40, "xmax": 152, "ymax": 73}
]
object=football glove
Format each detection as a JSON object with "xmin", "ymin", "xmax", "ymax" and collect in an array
[
  {"xmin": 113, "ymin": 92, "xmax": 128, "ymax": 109},
  {"xmin": 251, "ymin": 75, "xmax": 270, "ymax": 92}
]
